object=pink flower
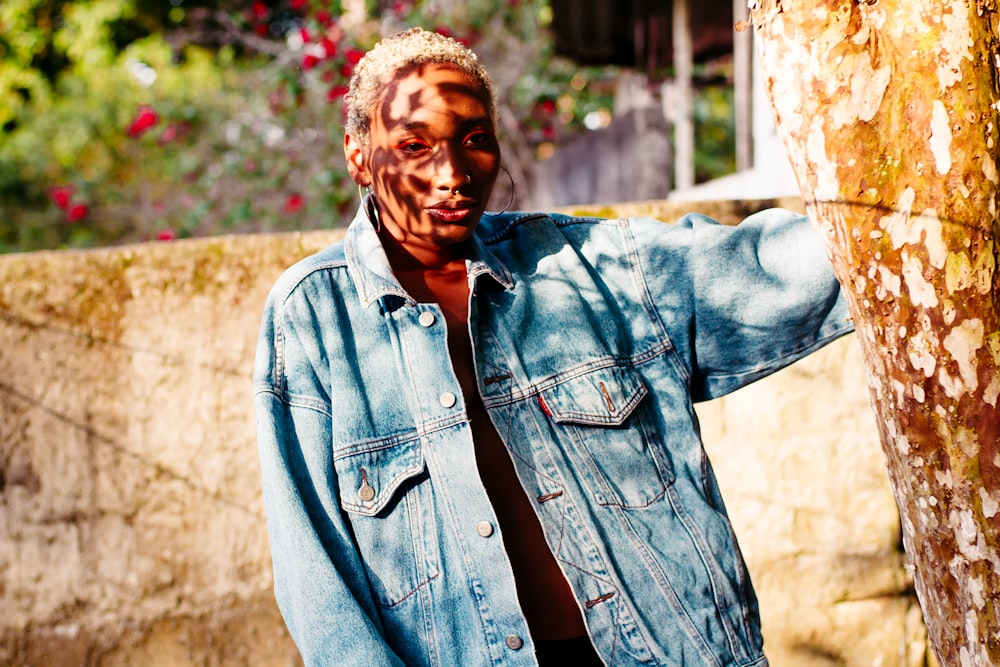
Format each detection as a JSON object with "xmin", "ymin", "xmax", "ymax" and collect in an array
[
  {"xmin": 284, "ymin": 193, "xmax": 305, "ymax": 214},
  {"xmin": 65, "ymin": 203, "xmax": 88, "ymax": 222},
  {"xmin": 155, "ymin": 228, "xmax": 177, "ymax": 241},
  {"xmin": 158, "ymin": 124, "xmax": 180, "ymax": 145},
  {"xmin": 127, "ymin": 105, "xmax": 160, "ymax": 137},
  {"xmin": 49, "ymin": 184, "xmax": 75, "ymax": 209}
]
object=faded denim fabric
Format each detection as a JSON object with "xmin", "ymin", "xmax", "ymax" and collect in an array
[{"xmin": 254, "ymin": 205, "xmax": 853, "ymax": 666}]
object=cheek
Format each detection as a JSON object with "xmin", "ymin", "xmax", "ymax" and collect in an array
[
  {"xmin": 371, "ymin": 154, "xmax": 434, "ymax": 194},
  {"xmin": 478, "ymin": 158, "xmax": 501, "ymax": 187},
  {"xmin": 375, "ymin": 172, "xmax": 428, "ymax": 199},
  {"xmin": 474, "ymin": 148, "xmax": 502, "ymax": 177}
]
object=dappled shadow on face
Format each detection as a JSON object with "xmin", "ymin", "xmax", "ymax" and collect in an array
[{"xmin": 360, "ymin": 63, "xmax": 501, "ymax": 248}]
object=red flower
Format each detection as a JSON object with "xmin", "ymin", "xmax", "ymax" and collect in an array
[
  {"xmin": 435, "ymin": 26, "xmax": 451, "ymax": 38},
  {"xmin": 49, "ymin": 184, "xmax": 75, "ymax": 209},
  {"xmin": 254, "ymin": 22, "xmax": 269, "ymax": 37},
  {"xmin": 345, "ymin": 48, "xmax": 364, "ymax": 65},
  {"xmin": 65, "ymin": 203, "xmax": 88, "ymax": 222},
  {"xmin": 315, "ymin": 10, "xmax": 331, "ymax": 25},
  {"xmin": 127, "ymin": 105, "xmax": 160, "ymax": 137},
  {"xmin": 155, "ymin": 228, "xmax": 177, "ymax": 241},
  {"xmin": 302, "ymin": 53, "xmax": 320, "ymax": 70},
  {"xmin": 284, "ymin": 193, "xmax": 305, "ymax": 214},
  {"xmin": 539, "ymin": 99, "xmax": 557, "ymax": 115},
  {"xmin": 326, "ymin": 85, "xmax": 349, "ymax": 102},
  {"xmin": 299, "ymin": 27, "xmax": 312, "ymax": 43},
  {"xmin": 542, "ymin": 124, "xmax": 556, "ymax": 140},
  {"xmin": 320, "ymin": 38, "xmax": 337, "ymax": 58},
  {"xmin": 339, "ymin": 63, "xmax": 355, "ymax": 78},
  {"xmin": 290, "ymin": 0, "xmax": 308, "ymax": 8},
  {"xmin": 251, "ymin": 1, "xmax": 269, "ymax": 20}
]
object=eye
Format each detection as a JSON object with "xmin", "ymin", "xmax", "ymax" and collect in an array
[
  {"xmin": 394, "ymin": 139, "xmax": 430, "ymax": 153},
  {"xmin": 462, "ymin": 129, "xmax": 491, "ymax": 146}
]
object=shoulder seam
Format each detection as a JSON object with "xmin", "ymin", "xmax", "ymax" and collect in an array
[{"xmin": 478, "ymin": 211, "xmax": 614, "ymax": 245}]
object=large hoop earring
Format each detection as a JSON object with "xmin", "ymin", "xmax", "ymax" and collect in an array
[
  {"xmin": 496, "ymin": 165, "xmax": 515, "ymax": 214},
  {"xmin": 359, "ymin": 184, "xmax": 381, "ymax": 233}
]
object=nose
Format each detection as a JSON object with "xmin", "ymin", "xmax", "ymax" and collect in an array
[{"xmin": 432, "ymin": 147, "xmax": 469, "ymax": 194}]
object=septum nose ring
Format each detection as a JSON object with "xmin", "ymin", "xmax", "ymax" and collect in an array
[{"xmin": 451, "ymin": 174, "xmax": 471, "ymax": 195}]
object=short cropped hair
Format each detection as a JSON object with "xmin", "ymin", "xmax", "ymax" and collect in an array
[{"xmin": 344, "ymin": 27, "xmax": 497, "ymax": 151}]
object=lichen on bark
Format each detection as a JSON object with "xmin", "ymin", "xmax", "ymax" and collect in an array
[{"xmin": 751, "ymin": 0, "xmax": 1000, "ymax": 663}]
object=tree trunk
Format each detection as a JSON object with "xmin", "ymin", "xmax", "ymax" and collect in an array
[{"xmin": 748, "ymin": 1, "xmax": 1000, "ymax": 663}]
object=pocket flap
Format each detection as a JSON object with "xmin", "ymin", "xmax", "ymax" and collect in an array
[
  {"xmin": 335, "ymin": 437, "xmax": 425, "ymax": 517},
  {"xmin": 540, "ymin": 365, "xmax": 648, "ymax": 427}
]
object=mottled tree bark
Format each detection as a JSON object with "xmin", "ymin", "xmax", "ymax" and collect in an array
[{"xmin": 748, "ymin": 1, "xmax": 1000, "ymax": 663}]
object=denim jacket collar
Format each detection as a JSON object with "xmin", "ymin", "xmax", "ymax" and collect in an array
[{"xmin": 344, "ymin": 199, "xmax": 515, "ymax": 311}]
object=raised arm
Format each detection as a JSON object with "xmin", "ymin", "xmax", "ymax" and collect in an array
[{"xmin": 633, "ymin": 208, "xmax": 853, "ymax": 402}]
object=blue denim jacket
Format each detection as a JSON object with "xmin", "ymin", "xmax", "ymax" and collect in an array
[{"xmin": 254, "ymin": 205, "xmax": 853, "ymax": 666}]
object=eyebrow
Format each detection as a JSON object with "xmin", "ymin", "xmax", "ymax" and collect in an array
[
  {"xmin": 393, "ymin": 116, "xmax": 493, "ymax": 134},
  {"xmin": 400, "ymin": 121, "xmax": 430, "ymax": 132}
]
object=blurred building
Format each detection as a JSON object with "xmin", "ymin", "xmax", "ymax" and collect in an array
[{"xmin": 535, "ymin": 0, "xmax": 797, "ymax": 206}]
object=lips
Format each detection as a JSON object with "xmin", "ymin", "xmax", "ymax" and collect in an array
[{"xmin": 427, "ymin": 201, "xmax": 477, "ymax": 223}]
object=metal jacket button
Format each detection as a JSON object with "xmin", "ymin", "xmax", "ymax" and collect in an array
[
  {"xmin": 476, "ymin": 521, "xmax": 494, "ymax": 537},
  {"xmin": 505, "ymin": 634, "xmax": 523, "ymax": 650},
  {"xmin": 418, "ymin": 311, "xmax": 436, "ymax": 327},
  {"xmin": 439, "ymin": 392, "xmax": 457, "ymax": 408},
  {"xmin": 358, "ymin": 469, "xmax": 375, "ymax": 502}
]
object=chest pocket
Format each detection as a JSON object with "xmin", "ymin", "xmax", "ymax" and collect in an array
[
  {"xmin": 539, "ymin": 365, "xmax": 674, "ymax": 508},
  {"xmin": 333, "ymin": 436, "xmax": 439, "ymax": 607}
]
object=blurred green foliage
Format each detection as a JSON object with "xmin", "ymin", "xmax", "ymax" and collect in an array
[
  {"xmin": 1, "ymin": 0, "xmax": 733, "ymax": 254},
  {"xmin": 694, "ymin": 84, "xmax": 736, "ymax": 183}
]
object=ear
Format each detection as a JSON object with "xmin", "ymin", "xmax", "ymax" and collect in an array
[{"xmin": 344, "ymin": 133, "xmax": 371, "ymax": 187}]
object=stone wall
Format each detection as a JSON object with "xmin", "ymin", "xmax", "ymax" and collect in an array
[{"xmin": 0, "ymin": 201, "xmax": 933, "ymax": 666}]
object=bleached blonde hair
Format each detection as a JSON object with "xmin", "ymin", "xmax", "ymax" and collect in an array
[{"xmin": 345, "ymin": 27, "xmax": 497, "ymax": 151}]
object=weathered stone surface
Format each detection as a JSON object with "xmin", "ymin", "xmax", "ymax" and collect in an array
[
  {"xmin": 1, "ymin": 231, "xmax": 340, "ymax": 666},
  {"xmin": 0, "ymin": 203, "xmax": 930, "ymax": 665},
  {"xmin": 699, "ymin": 336, "xmax": 929, "ymax": 665}
]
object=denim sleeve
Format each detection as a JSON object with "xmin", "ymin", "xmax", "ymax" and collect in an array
[
  {"xmin": 634, "ymin": 209, "xmax": 853, "ymax": 402},
  {"xmin": 254, "ymin": 294, "xmax": 406, "ymax": 667}
]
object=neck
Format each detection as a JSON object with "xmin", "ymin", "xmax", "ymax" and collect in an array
[{"xmin": 379, "ymin": 228, "xmax": 467, "ymax": 273}]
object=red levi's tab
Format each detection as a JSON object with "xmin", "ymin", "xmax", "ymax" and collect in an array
[{"xmin": 537, "ymin": 393, "xmax": 553, "ymax": 417}]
